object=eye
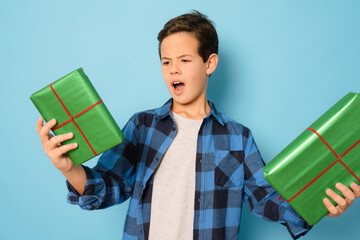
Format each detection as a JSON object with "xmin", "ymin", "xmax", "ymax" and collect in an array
[
  {"xmin": 181, "ymin": 59, "xmax": 191, "ymax": 63},
  {"xmin": 162, "ymin": 61, "xmax": 169, "ymax": 66}
]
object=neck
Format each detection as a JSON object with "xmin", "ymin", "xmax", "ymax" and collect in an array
[{"xmin": 171, "ymin": 95, "xmax": 210, "ymax": 120}]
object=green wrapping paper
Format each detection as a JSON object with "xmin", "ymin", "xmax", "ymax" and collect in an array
[
  {"xmin": 263, "ymin": 92, "xmax": 360, "ymax": 226},
  {"xmin": 30, "ymin": 68, "xmax": 124, "ymax": 166}
]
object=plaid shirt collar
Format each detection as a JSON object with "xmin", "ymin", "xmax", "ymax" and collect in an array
[{"xmin": 155, "ymin": 98, "xmax": 225, "ymax": 126}]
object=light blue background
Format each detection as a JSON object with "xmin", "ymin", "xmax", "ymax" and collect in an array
[{"xmin": 1, "ymin": 0, "xmax": 359, "ymax": 239}]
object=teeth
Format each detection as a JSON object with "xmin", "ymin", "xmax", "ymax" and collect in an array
[{"xmin": 174, "ymin": 81, "xmax": 180, "ymax": 84}]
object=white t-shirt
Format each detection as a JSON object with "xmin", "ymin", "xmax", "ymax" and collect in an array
[{"xmin": 148, "ymin": 112, "xmax": 203, "ymax": 240}]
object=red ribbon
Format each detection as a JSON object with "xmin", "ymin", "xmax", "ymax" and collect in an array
[
  {"xmin": 50, "ymin": 83, "xmax": 102, "ymax": 156},
  {"xmin": 279, "ymin": 127, "xmax": 360, "ymax": 202}
]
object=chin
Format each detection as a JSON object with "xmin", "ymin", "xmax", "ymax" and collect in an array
[
  {"xmin": 172, "ymin": 96, "xmax": 198, "ymax": 106},
  {"xmin": 171, "ymin": 95, "xmax": 186, "ymax": 104}
]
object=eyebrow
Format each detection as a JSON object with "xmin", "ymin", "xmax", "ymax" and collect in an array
[{"xmin": 161, "ymin": 54, "xmax": 193, "ymax": 60}]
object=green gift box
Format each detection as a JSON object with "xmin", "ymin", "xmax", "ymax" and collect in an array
[
  {"xmin": 30, "ymin": 68, "xmax": 124, "ymax": 166},
  {"xmin": 263, "ymin": 92, "xmax": 360, "ymax": 226}
]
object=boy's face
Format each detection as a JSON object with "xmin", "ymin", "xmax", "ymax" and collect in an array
[{"xmin": 160, "ymin": 32, "xmax": 213, "ymax": 107}]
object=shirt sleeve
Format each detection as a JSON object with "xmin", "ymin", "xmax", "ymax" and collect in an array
[
  {"xmin": 242, "ymin": 128, "xmax": 312, "ymax": 239},
  {"xmin": 66, "ymin": 113, "xmax": 140, "ymax": 210}
]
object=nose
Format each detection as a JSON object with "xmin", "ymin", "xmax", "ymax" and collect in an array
[{"xmin": 170, "ymin": 62, "xmax": 181, "ymax": 75}]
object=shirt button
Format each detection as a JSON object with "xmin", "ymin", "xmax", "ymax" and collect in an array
[
  {"xmin": 172, "ymin": 126, "xmax": 176, "ymax": 131},
  {"xmin": 199, "ymin": 159, "xmax": 202, "ymax": 163},
  {"xmin": 155, "ymin": 157, "xmax": 159, "ymax": 161},
  {"xmin": 90, "ymin": 204, "xmax": 95, "ymax": 210},
  {"xmin": 198, "ymin": 198, "xmax": 200, "ymax": 202}
]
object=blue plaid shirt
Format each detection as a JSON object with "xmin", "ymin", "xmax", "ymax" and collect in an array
[{"xmin": 67, "ymin": 99, "xmax": 312, "ymax": 240}]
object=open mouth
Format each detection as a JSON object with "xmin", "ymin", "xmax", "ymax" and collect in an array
[{"xmin": 173, "ymin": 81, "xmax": 185, "ymax": 90}]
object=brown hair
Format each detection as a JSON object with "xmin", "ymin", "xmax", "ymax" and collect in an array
[{"xmin": 157, "ymin": 10, "xmax": 218, "ymax": 63}]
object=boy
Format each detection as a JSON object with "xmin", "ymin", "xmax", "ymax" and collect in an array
[{"xmin": 36, "ymin": 10, "xmax": 360, "ymax": 240}]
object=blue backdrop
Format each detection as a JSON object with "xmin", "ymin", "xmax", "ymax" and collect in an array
[{"xmin": 1, "ymin": 0, "xmax": 359, "ymax": 239}]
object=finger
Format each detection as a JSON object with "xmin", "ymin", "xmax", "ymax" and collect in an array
[
  {"xmin": 36, "ymin": 117, "xmax": 44, "ymax": 134},
  {"xmin": 350, "ymin": 182, "xmax": 360, "ymax": 198},
  {"xmin": 39, "ymin": 119, "xmax": 57, "ymax": 142},
  {"xmin": 326, "ymin": 188, "xmax": 348, "ymax": 211},
  {"xmin": 335, "ymin": 183, "xmax": 355, "ymax": 203},
  {"xmin": 47, "ymin": 132, "xmax": 74, "ymax": 150},
  {"xmin": 323, "ymin": 197, "xmax": 340, "ymax": 216},
  {"xmin": 53, "ymin": 142, "xmax": 78, "ymax": 156}
]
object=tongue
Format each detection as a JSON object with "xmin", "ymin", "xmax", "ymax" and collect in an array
[{"xmin": 175, "ymin": 83, "xmax": 185, "ymax": 91}]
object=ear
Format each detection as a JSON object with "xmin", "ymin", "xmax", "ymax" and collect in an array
[{"xmin": 205, "ymin": 53, "xmax": 219, "ymax": 76}]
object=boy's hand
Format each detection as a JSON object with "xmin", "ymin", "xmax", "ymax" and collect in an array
[
  {"xmin": 36, "ymin": 117, "xmax": 78, "ymax": 174},
  {"xmin": 323, "ymin": 182, "xmax": 360, "ymax": 217}
]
